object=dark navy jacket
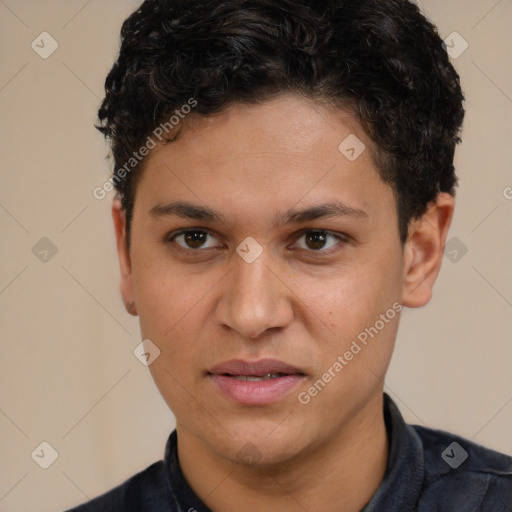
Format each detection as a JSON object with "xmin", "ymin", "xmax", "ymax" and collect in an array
[{"xmin": 65, "ymin": 394, "xmax": 512, "ymax": 511}]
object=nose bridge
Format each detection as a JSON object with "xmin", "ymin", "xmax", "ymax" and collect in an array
[{"xmin": 217, "ymin": 248, "xmax": 293, "ymax": 339}]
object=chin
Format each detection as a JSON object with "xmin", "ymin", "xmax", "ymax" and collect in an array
[{"xmin": 206, "ymin": 422, "xmax": 311, "ymax": 468}]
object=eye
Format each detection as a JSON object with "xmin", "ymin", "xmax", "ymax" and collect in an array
[
  {"xmin": 292, "ymin": 230, "xmax": 346, "ymax": 253},
  {"xmin": 170, "ymin": 230, "xmax": 220, "ymax": 250}
]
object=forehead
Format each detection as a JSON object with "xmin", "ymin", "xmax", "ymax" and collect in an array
[
  {"xmin": 155, "ymin": 95, "xmax": 370, "ymax": 164},
  {"xmin": 133, "ymin": 94, "xmax": 396, "ymax": 227}
]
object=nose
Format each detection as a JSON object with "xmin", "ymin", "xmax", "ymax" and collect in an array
[{"xmin": 214, "ymin": 251, "xmax": 294, "ymax": 340}]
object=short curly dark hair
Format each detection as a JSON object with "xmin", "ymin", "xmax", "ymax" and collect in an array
[{"xmin": 97, "ymin": 0, "xmax": 464, "ymax": 246}]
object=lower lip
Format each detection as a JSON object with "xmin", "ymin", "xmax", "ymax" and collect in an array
[{"xmin": 209, "ymin": 374, "xmax": 305, "ymax": 405}]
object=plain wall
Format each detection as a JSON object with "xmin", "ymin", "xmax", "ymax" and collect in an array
[{"xmin": 0, "ymin": 1, "xmax": 511, "ymax": 510}]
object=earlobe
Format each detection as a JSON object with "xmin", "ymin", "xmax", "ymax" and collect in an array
[
  {"xmin": 112, "ymin": 199, "xmax": 137, "ymax": 315},
  {"xmin": 402, "ymin": 193, "xmax": 455, "ymax": 308}
]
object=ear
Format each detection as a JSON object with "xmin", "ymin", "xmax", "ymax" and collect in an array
[
  {"xmin": 402, "ymin": 192, "xmax": 455, "ymax": 308},
  {"xmin": 112, "ymin": 199, "xmax": 137, "ymax": 316}
]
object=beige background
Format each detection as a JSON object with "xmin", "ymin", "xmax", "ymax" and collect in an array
[{"xmin": 0, "ymin": 1, "xmax": 511, "ymax": 510}]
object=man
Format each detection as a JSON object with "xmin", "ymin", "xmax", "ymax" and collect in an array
[{"xmin": 69, "ymin": 0, "xmax": 512, "ymax": 510}]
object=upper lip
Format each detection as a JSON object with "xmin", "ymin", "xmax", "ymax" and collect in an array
[{"xmin": 208, "ymin": 358, "xmax": 305, "ymax": 377}]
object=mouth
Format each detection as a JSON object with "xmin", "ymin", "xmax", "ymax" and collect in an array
[
  {"xmin": 208, "ymin": 358, "xmax": 307, "ymax": 405},
  {"xmin": 226, "ymin": 373, "xmax": 291, "ymax": 382}
]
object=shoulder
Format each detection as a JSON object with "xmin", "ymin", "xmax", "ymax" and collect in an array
[
  {"xmin": 63, "ymin": 460, "xmax": 175, "ymax": 512},
  {"xmin": 411, "ymin": 424, "xmax": 512, "ymax": 511}
]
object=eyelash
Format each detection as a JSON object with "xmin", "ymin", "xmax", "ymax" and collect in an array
[{"xmin": 165, "ymin": 228, "xmax": 349, "ymax": 256}]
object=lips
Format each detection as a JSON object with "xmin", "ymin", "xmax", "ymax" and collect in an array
[{"xmin": 208, "ymin": 358, "xmax": 306, "ymax": 405}]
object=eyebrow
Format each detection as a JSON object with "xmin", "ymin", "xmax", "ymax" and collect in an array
[{"xmin": 149, "ymin": 200, "xmax": 368, "ymax": 227}]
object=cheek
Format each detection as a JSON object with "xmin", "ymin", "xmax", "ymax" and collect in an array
[
  {"xmin": 131, "ymin": 255, "xmax": 224, "ymax": 382},
  {"xmin": 131, "ymin": 247, "xmax": 216, "ymax": 338},
  {"xmin": 297, "ymin": 259, "xmax": 402, "ymax": 333},
  {"xmin": 295, "ymin": 256, "xmax": 403, "ymax": 384},
  {"xmin": 299, "ymin": 290, "xmax": 401, "ymax": 420},
  {"xmin": 135, "ymin": 269, "xmax": 212, "ymax": 414}
]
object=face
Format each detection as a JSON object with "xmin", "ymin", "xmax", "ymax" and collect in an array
[{"xmin": 113, "ymin": 94, "xmax": 448, "ymax": 466}]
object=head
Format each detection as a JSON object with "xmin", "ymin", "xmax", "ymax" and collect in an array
[{"xmin": 100, "ymin": 0, "xmax": 464, "ymax": 466}]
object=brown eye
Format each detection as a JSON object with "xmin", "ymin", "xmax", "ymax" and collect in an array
[
  {"xmin": 305, "ymin": 232, "xmax": 328, "ymax": 250},
  {"xmin": 294, "ymin": 231, "xmax": 345, "ymax": 253},
  {"xmin": 171, "ymin": 230, "xmax": 219, "ymax": 250}
]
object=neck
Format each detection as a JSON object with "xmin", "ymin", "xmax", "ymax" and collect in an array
[{"xmin": 177, "ymin": 392, "xmax": 389, "ymax": 512}]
